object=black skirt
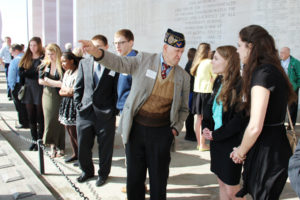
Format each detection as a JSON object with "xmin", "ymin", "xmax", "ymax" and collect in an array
[{"xmin": 191, "ymin": 92, "xmax": 211, "ymax": 115}]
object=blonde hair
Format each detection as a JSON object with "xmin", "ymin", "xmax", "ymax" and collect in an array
[
  {"xmin": 190, "ymin": 43, "xmax": 210, "ymax": 76},
  {"xmin": 40, "ymin": 43, "xmax": 63, "ymax": 78}
]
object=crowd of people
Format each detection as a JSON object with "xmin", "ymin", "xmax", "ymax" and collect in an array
[{"xmin": 1, "ymin": 24, "xmax": 300, "ymax": 200}]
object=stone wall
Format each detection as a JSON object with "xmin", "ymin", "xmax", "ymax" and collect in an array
[{"xmin": 75, "ymin": 0, "xmax": 300, "ymax": 66}]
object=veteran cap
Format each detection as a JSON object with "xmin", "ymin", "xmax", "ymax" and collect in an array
[{"xmin": 164, "ymin": 29, "xmax": 185, "ymax": 48}]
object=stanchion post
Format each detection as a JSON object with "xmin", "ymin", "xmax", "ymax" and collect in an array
[{"xmin": 37, "ymin": 139, "xmax": 45, "ymax": 174}]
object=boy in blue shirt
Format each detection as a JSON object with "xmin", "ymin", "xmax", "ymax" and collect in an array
[{"xmin": 8, "ymin": 44, "xmax": 28, "ymax": 129}]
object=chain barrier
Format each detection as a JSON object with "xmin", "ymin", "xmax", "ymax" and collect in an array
[
  {"xmin": 1, "ymin": 116, "xmax": 102, "ymax": 200},
  {"xmin": 54, "ymin": 161, "xmax": 102, "ymax": 200},
  {"xmin": 85, "ymin": 182, "xmax": 102, "ymax": 200},
  {"xmin": 39, "ymin": 144, "xmax": 90, "ymax": 200},
  {"xmin": 1, "ymin": 116, "xmax": 38, "ymax": 145}
]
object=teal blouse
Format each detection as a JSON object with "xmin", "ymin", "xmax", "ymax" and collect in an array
[{"xmin": 212, "ymin": 85, "xmax": 223, "ymax": 130}]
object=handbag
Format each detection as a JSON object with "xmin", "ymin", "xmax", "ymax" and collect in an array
[
  {"xmin": 17, "ymin": 85, "xmax": 26, "ymax": 100},
  {"xmin": 287, "ymin": 107, "xmax": 298, "ymax": 153}
]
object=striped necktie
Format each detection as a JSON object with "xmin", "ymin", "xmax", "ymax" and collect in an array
[
  {"xmin": 161, "ymin": 63, "xmax": 170, "ymax": 79},
  {"xmin": 94, "ymin": 63, "xmax": 101, "ymax": 85}
]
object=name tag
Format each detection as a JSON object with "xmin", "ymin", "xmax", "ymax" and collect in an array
[
  {"xmin": 146, "ymin": 69, "xmax": 157, "ymax": 79},
  {"xmin": 108, "ymin": 71, "xmax": 116, "ymax": 77}
]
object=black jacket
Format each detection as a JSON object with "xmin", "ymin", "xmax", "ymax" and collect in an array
[
  {"xmin": 202, "ymin": 75, "xmax": 248, "ymax": 141},
  {"xmin": 73, "ymin": 57, "xmax": 119, "ymax": 120}
]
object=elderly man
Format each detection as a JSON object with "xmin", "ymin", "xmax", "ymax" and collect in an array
[
  {"xmin": 280, "ymin": 47, "xmax": 300, "ymax": 127},
  {"xmin": 79, "ymin": 29, "xmax": 190, "ymax": 200},
  {"xmin": 64, "ymin": 42, "xmax": 72, "ymax": 52}
]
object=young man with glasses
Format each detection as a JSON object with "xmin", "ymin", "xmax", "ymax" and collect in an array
[
  {"xmin": 113, "ymin": 29, "xmax": 138, "ymax": 113},
  {"xmin": 79, "ymin": 29, "xmax": 190, "ymax": 200}
]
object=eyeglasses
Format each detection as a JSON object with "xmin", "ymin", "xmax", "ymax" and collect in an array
[{"xmin": 113, "ymin": 41, "xmax": 128, "ymax": 46}]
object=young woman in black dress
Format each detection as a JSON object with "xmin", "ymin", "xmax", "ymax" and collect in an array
[
  {"xmin": 230, "ymin": 25, "xmax": 297, "ymax": 199},
  {"xmin": 202, "ymin": 45, "xmax": 247, "ymax": 200},
  {"xmin": 19, "ymin": 37, "xmax": 44, "ymax": 151}
]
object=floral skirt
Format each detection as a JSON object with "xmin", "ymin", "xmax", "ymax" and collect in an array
[{"xmin": 59, "ymin": 97, "xmax": 76, "ymax": 126}]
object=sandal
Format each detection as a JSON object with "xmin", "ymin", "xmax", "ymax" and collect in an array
[
  {"xmin": 50, "ymin": 151, "xmax": 57, "ymax": 158},
  {"xmin": 199, "ymin": 147, "xmax": 210, "ymax": 152},
  {"xmin": 50, "ymin": 145, "xmax": 57, "ymax": 158},
  {"xmin": 56, "ymin": 150, "xmax": 65, "ymax": 158}
]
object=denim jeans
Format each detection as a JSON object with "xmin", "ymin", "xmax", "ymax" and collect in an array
[{"xmin": 288, "ymin": 140, "xmax": 300, "ymax": 197}]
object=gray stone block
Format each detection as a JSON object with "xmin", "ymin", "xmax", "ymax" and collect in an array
[
  {"xmin": 0, "ymin": 157, "xmax": 14, "ymax": 169},
  {"xmin": 1, "ymin": 170, "xmax": 24, "ymax": 183},
  {"xmin": 0, "ymin": 149, "xmax": 7, "ymax": 156},
  {"xmin": 10, "ymin": 185, "xmax": 35, "ymax": 200}
]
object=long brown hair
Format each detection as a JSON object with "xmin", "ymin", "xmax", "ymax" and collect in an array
[
  {"xmin": 19, "ymin": 37, "xmax": 44, "ymax": 70},
  {"xmin": 215, "ymin": 46, "xmax": 242, "ymax": 112},
  {"xmin": 239, "ymin": 25, "xmax": 296, "ymax": 114},
  {"xmin": 190, "ymin": 43, "xmax": 210, "ymax": 76}
]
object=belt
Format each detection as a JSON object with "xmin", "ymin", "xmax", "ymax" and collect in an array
[{"xmin": 264, "ymin": 121, "xmax": 284, "ymax": 127}]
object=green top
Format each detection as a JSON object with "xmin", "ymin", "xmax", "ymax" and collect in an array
[{"xmin": 288, "ymin": 56, "xmax": 300, "ymax": 91}]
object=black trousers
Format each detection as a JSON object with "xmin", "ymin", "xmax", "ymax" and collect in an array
[
  {"xmin": 77, "ymin": 111, "xmax": 116, "ymax": 178},
  {"xmin": 289, "ymin": 88, "xmax": 299, "ymax": 126},
  {"xmin": 126, "ymin": 122, "xmax": 174, "ymax": 200},
  {"xmin": 185, "ymin": 112, "xmax": 196, "ymax": 141},
  {"xmin": 11, "ymin": 83, "xmax": 28, "ymax": 126}
]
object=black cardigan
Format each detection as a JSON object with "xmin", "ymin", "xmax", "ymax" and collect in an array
[{"xmin": 202, "ymin": 75, "xmax": 248, "ymax": 141}]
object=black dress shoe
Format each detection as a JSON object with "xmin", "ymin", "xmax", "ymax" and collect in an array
[
  {"xmin": 95, "ymin": 176, "xmax": 107, "ymax": 187},
  {"xmin": 29, "ymin": 144, "xmax": 37, "ymax": 151},
  {"xmin": 77, "ymin": 174, "xmax": 94, "ymax": 183},
  {"xmin": 73, "ymin": 161, "xmax": 79, "ymax": 167},
  {"xmin": 15, "ymin": 124, "xmax": 30, "ymax": 129},
  {"xmin": 65, "ymin": 156, "xmax": 78, "ymax": 163}
]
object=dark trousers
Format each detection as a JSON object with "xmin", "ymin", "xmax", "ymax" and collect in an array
[
  {"xmin": 26, "ymin": 103, "xmax": 44, "ymax": 141},
  {"xmin": 126, "ymin": 122, "xmax": 174, "ymax": 200},
  {"xmin": 11, "ymin": 83, "xmax": 28, "ymax": 126},
  {"xmin": 185, "ymin": 112, "xmax": 197, "ymax": 141},
  {"xmin": 77, "ymin": 111, "xmax": 116, "ymax": 178},
  {"xmin": 289, "ymin": 140, "xmax": 300, "ymax": 197},
  {"xmin": 289, "ymin": 88, "xmax": 299, "ymax": 126},
  {"xmin": 5, "ymin": 63, "xmax": 11, "ymax": 98}
]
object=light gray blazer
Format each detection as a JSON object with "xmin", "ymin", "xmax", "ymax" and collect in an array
[{"xmin": 98, "ymin": 50, "xmax": 190, "ymax": 144}]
